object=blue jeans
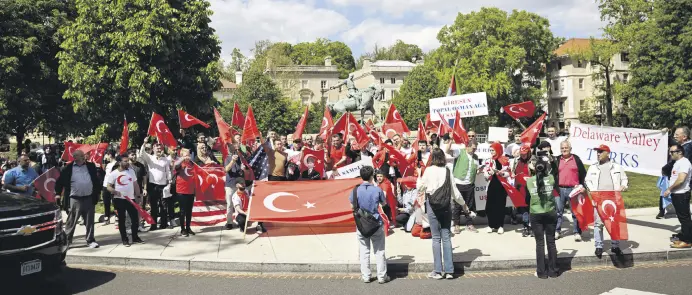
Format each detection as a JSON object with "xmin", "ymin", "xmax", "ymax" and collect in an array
[
  {"xmin": 594, "ymin": 208, "xmax": 620, "ymax": 249},
  {"xmin": 426, "ymin": 201, "xmax": 454, "ymax": 274},
  {"xmin": 555, "ymin": 187, "xmax": 581, "ymax": 234}
]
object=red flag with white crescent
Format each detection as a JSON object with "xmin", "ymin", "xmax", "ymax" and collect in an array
[
  {"xmin": 382, "ymin": 122, "xmax": 406, "ymax": 139},
  {"xmin": 119, "ymin": 118, "xmax": 128, "ymax": 156},
  {"xmin": 147, "ymin": 113, "xmax": 177, "ymax": 148},
  {"xmin": 178, "ymin": 109, "xmax": 210, "ymax": 129},
  {"xmin": 292, "ymin": 106, "xmax": 309, "ymax": 141},
  {"xmin": 384, "ymin": 104, "xmax": 410, "ymax": 133},
  {"xmin": 452, "ymin": 110, "xmax": 469, "ymax": 144},
  {"xmin": 214, "ymin": 108, "xmax": 236, "ymax": 146},
  {"xmin": 424, "ymin": 113, "xmax": 440, "ymax": 134},
  {"xmin": 498, "ymin": 175, "xmax": 527, "ymax": 207},
  {"xmin": 125, "ymin": 197, "xmax": 155, "ymax": 225},
  {"xmin": 591, "ymin": 191, "xmax": 628, "ymax": 240},
  {"xmin": 570, "ymin": 186, "xmax": 595, "ymax": 232},
  {"xmin": 88, "ymin": 143, "xmax": 109, "ymax": 164},
  {"xmin": 502, "ymin": 101, "xmax": 536, "ymax": 120},
  {"xmin": 34, "ymin": 167, "xmax": 60, "ymax": 202},
  {"xmin": 249, "ymin": 179, "xmax": 362, "ymax": 222},
  {"xmin": 231, "ymin": 102, "xmax": 245, "ymax": 128},
  {"xmin": 520, "ymin": 113, "xmax": 546, "ymax": 145},
  {"xmin": 319, "ymin": 107, "xmax": 334, "ymax": 141},
  {"xmin": 300, "ymin": 148, "xmax": 325, "ymax": 178},
  {"xmin": 194, "ymin": 164, "xmax": 225, "ymax": 201},
  {"xmin": 241, "ymin": 105, "xmax": 260, "ymax": 145},
  {"xmin": 61, "ymin": 141, "xmax": 82, "ymax": 162},
  {"xmin": 377, "ymin": 205, "xmax": 390, "ymax": 237}
]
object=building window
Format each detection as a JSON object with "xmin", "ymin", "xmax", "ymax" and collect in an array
[
  {"xmin": 621, "ymin": 52, "xmax": 630, "ymax": 62},
  {"xmin": 390, "ymin": 90, "xmax": 398, "ymax": 99},
  {"xmin": 579, "ymin": 100, "xmax": 585, "ymax": 110},
  {"xmin": 560, "ymin": 79, "xmax": 565, "ymax": 90},
  {"xmin": 321, "ymin": 80, "xmax": 327, "ymax": 89},
  {"xmin": 301, "ymin": 80, "xmax": 308, "ymax": 89},
  {"xmin": 577, "ymin": 60, "xmax": 583, "ymax": 67},
  {"xmin": 579, "ymin": 78, "xmax": 584, "ymax": 89},
  {"xmin": 379, "ymin": 78, "xmax": 385, "ymax": 84},
  {"xmin": 622, "ymin": 74, "xmax": 629, "ymax": 83},
  {"xmin": 559, "ymin": 101, "xmax": 564, "ymax": 113},
  {"xmin": 553, "ymin": 79, "xmax": 559, "ymax": 91},
  {"xmin": 557, "ymin": 61, "xmax": 562, "ymax": 70},
  {"xmin": 390, "ymin": 78, "xmax": 396, "ymax": 84},
  {"xmin": 301, "ymin": 93, "xmax": 311, "ymax": 105}
]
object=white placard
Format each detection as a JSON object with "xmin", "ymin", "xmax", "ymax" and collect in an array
[
  {"xmin": 428, "ymin": 92, "xmax": 489, "ymax": 121},
  {"xmin": 488, "ymin": 127, "xmax": 509, "ymax": 143},
  {"xmin": 473, "ymin": 169, "xmax": 513, "ymax": 210},
  {"xmin": 569, "ymin": 123, "xmax": 668, "ymax": 176},
  {"xmin": 325, "ymin": 158, "xmax": 374, "ymax": 179},
  {"xmin": 476, "ymin": 143, "xmax": 492, "ymax": 161}
]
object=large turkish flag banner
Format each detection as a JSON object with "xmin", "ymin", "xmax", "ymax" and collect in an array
[
  {"xmin": 591, "ymin": 191, "xmax": 629, "ymax": 240},
  {"xmin": 194, "ymin": 164, "xmax": 226, "ymax": 201},
  {"xmin": 250, "ymin": 179, "xmax": 362, "ymax": 223}
]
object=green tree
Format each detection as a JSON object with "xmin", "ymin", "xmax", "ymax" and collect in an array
[
  {"xmin": 429, "ymin": 8, "xmax": 559, "ymax": 131},
  {"xmin": 305, "ymin": 100, "xmax": 327, "ymax": 134},
  {"xmin": 58, "ymin": 0, "xmax": 221, "ymax": 144},
  {"xmin": 289, "ymin": 38, "xmax": 356, "ymax": 78},
  {"xmin": 221, "ymin": 69, "xmax": 301, "ymax": 135},
  {"xmin": 392, "ymin": 64, "xmax": 444, "ymax": 130},
  {"xmin": 356, "ymin": 40, "xmax": 424, "ymax": 69},
  {"xmin": 599, "ymin": 0, "xmax": 691, "ymax": 128},
  {"xmin": 0, "ymin": 0, "xmax": 74, "ymax": 155}
]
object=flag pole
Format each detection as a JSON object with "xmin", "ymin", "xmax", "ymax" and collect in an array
[
  {"xmin": 242, "ymin": 189, "xmax": 254, "ymax": 240},
  {"xmin": 515, "ymin": 118, "xmax": 528, "ymax": 130}
]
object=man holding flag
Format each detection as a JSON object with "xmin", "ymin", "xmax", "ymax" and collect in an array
[{"xmin": 106, "ymin": 154, "xmax": 145, "ymax": 247}]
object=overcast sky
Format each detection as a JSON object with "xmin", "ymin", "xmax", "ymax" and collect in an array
[{"xmin": 208, "ymin": 0, "xmax": 605, "ymax": 59}]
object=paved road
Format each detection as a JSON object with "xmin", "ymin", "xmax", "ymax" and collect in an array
[{"xmin": 8, "ymin": 261, "xmax": 691, "ymax": 295}]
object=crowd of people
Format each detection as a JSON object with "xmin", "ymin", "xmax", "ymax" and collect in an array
[{"xmin": 1, "ymin": 122, "xmax": 691, "ymax": 282}]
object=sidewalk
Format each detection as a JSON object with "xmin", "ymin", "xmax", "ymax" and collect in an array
[{"xmin": 66, "ymin": 207, "xmax": 692, "ymax": 274}]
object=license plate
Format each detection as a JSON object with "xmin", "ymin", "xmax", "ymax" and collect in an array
[{"xmin": 21, "ymin": 259, "xmax": 41, "ymax": 276}]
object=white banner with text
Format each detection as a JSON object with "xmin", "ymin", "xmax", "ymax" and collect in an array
[
  {"xmin": 428, "ymin": 92, "xmax": 489, "ymax": 121},
  {"xmin": 568, "ymin": 123, "xmax": 668, "ymax": 176}
]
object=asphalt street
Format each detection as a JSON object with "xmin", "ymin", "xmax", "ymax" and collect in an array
[{"xmin": 7, "ymin": 261, "xmax": 692, "ymax": 295}]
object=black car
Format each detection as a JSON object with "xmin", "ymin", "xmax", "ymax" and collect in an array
[{"xmin": 0, "ymin": 192, "xmax": 68, "ymax": 281}]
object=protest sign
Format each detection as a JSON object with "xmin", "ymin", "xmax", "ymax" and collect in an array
[
  {"xmin": 488, "ymin": 127, "xmax": 509, "ymax": 143},
  {"xmin": 325, "ymin": 158, "xmax": 373, "ymax": 179},
  {"xmin": 473, "ymin": 171, "xmax": 513, "ymax": 210},
  {"xmin": 569, "ymin": 123, "xmax": 667, "ymax": 176},
  {"xmin": 429, "ymin": 92, "xmax": 489, "ymax": 121}
]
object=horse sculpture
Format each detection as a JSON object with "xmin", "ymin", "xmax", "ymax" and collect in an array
[{"xmin": 327, "ymin": 82, "xmax": 384, "ymax": 123}]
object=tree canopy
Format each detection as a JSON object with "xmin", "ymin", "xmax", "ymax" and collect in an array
[
  {"xmin": 391, "ymin": 63, "xmax": 444, "ymax": 129},
  {"xmin": 357, "ymin": 40, "xmax": 424, "ymax": 69}
]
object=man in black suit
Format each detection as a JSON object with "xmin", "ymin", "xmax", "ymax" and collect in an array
[
  {"xmin": 300, "ymin": 156, "xmax": 322, "ymax": 180},
  {"xmin": 55, "ymin": 150, "xmax": 102, "ymax": 248}
]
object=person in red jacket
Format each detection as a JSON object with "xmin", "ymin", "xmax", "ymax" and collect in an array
[{"xmin": 174, "ymin": 148, "xmax": 196, "ymax": 237}]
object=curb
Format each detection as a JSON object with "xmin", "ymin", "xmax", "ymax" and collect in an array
[{"xmin": 66, "ymin": 248, "xmax": 692, "ymax": 274}]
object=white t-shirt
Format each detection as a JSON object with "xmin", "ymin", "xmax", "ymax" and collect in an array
[
  {"xmin": 504, "ymin": 143, "xmax": 521, "ymax": 157},
  {"xmin": 444, "ymin": 144, "xmax": 462, "ymax": 170},
  {"xmin": 107, "ymin": 168, "xmax": 138, "ymax": 199},
  {"xmin": 102, "ymin": 161, "xmax": 116, "ymax": 187},
  {"xmin": 670, "ymin": 157, "xmax": 692, "ymax": 194},
  {"xmin": 544, "ymin": 136, "xmax": 567, "ymax": 156}
]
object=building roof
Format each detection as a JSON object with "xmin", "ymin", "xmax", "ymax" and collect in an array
[
  {"xmin": 371, "ymin": 60, "xmax": 416, "ymax": 67},
  {"xmin": 220, "ymin": 79, "xmax": 237, "ymax": 90},
  {"xmin": 554, "ymin": 38, "xmax": 602, "ymax": 57}
]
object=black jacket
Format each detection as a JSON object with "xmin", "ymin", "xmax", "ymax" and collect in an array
[
  {"xmin": 55, "ymin": 162, "xmax": 101, "ymax": 208},
  {"xmin": 551, "ymin": 154, "xmax": 587, "ymax": 188},
  {"xmin": 301, "ymin": 169, "xmax": 322, "ymax": 180}
]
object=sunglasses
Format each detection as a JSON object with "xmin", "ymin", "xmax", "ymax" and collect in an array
[
  {"xmin": 670, "ymin": 150, "xmax": 681, "ymax": 154},
  {"xmin": 596, "ymin": 150, "xmax": 608, "ymax": 154}
]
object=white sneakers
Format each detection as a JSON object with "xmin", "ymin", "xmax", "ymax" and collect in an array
[
  {"xmin": 574, "ymin": 233, "xmax": 582, "ymax": 242},
  {"xmin": 87, "ymin": 242, "xmax": 100, "ymax": 248},
  {"xmin": 497, "ymin": 227, "xmax": 504, "ymax": 234},
  {"xmin": 486, "ymin": 227, "xmax": 493, "ymax": 233},
  {"xmin": 555, "ymin": 232, "xmax": 560, "ymax": 240}
]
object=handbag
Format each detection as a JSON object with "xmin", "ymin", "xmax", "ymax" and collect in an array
[
  {"xmin": 351, "ymin": 185, "xmax": 381, "ymax": 238},
  {"xmin": 427, "ymin": 169, "xmax": 452, "ymax": 213}
]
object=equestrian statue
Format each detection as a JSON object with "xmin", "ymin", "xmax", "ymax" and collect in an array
[{"xmin": 327, "ymin": 74, "xmax": 384, "ymax": 122}]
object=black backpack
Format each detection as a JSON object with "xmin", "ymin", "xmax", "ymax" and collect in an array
[
  {"xmin": 427, "ymin": 169, "xmax": 452, "ymax": 213},
  {"xmin": 351, "ymin": 185, "xmax": 381, "ymax": 238}
]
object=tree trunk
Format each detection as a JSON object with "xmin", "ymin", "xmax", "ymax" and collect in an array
[
  {"xmin": 604, "ymin": 66, "xmax": 614, "ymax": 126},
  {"xmin": 15, "ymin": 131, "xmax": 25, "ymax": 158}
]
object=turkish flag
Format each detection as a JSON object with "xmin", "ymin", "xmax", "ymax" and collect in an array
[
  {"xmin": 61, "ymin": 141, "xmax": 82, "ymax": 162},
  {"xmin": 385, "ymin": 104, "xmax": 410, "ymax": 133},
  {"xmin": 76, "ymin": 144, "xmax": 95, "ymax": 154},
  {"xmin": 332, "ymin": 113, "xmax": 368, "ymax": 146},
  {"xmin": 377, "ymin": 205, "xmax": 391, "ymax": 237},
  {"xmin": 34, "ymin": 167, "xmax": 60, "ymax": 202},
  {"xmin": 319, "ymin": 107, "xmax": 334, "ymax": 141},
  {"xmin": 300, "ymin": 148, "xmax": 325, "ymax": 178},
  {"xmin": 452, "ymin": 110, "xmax": 469, "ymax": 144},
  {"xmin": 194, "ymin": 164, "xmax": 225, "ymax": 201},
  {"xmin": 88, "ymin": 143, "xmax": 109, "ymax": 164},
  {"xmin": 214, "ymin": 108, "xmax": 236, "ymax": 146},
  {"xmin": 424, "ymin": 113, "xmax": 440, "ymax": 134},
  {"xmin": 178, "ymin": 109, "xmax": 210, "ymax": 129},
  {"xmin": 591, "ymin": 191, "xmax": 629, "ymax": 240},
  {"xmin": 498, "ymin": 175, "xmax": 527, "ymax": 207},
  {"xmin": 382, "ymin": 122, "xmax": 406, "ymax": 139},
  {"xmin": 373, "ymin": 149, "xmax": 386, "ymax": 169},
  {"xmin": 369, "ymin": 129, "xmax": 383, "ymax": 147},
  {"xmin": 365, "ymin": 119, "xmax": 375, "ymax": 131},
  {"xmin": 241, "ymin": 105, "xmax": 260, "ymax": 145},
  {"xmin": 570, "ymin": 186, "xmax": 595, "ymax": 232},
  {"xmin": 148, "ymin": 113, "xmax": 177, "ymax": 148},
  {"xmin": 397, "ymin": 176, "xmax": 417, "ymax": 190},
  {"xmin": 382, "ymin": 143, "xmax": 408, "ymax": 169},
  {"xmin": 212, "ymin": 137, "xmax": 229, "ymax": 163},
  {"xmin": 249, "ymin": 179, "xmax": 362, "ymax": 223},
  {"xmin": 125, "ymin": 197, "xmax": 155, "ymax": 225},
  {"xmin": 119, "ymin": 118, "xmax": 129, "ymax": 155},
  {"xmin": 231, "ymin": 102, "xmax": 245, "ymax": 128},
  {"xmin": 378, "ymin": 178, "xmax": 397, "ymax": 224},
  {"xmin": 502, "ymin": 101, "xmax": 536, "ymax": 120},
  {"xmin": 292, "ymin": 106, "xmax": 309, "ymax": 141},
  {"xmin": 435, "ymin": 112, "xmax": 453, "ymax": 136},
  {"xmin": 520, "ymin": 113, "xmax": 546, "ymax": 145}
]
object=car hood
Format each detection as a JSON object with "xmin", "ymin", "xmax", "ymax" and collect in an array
[{"xmin": 0, "ymin": 193, "xmax": 57, "ymax": 217}]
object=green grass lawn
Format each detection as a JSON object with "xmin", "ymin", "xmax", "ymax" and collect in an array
[{"xmin": 620, "ymin": 170, "xmax": 660, "ymax": 209}]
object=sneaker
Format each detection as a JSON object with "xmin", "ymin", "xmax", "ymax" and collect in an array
[
  {"xmin": 466, "ymin": 225, "xmax": 478, "ymax": 233},
  {"xmin": 104, "ymin": 217, "xmax": 110, "ymax": 225},
  {"xmin": 486, "ymin": 227, "xmax": 493, "ymax": 233},
  {"xmin": 574, "ymin": 233, "xmax": 582, "ymax": 242},
  {"xmin": 595, "ymin": 248, "xmax": 603, "ymax": 259},
  {"xmin": 522, "ymin": 228, "xmax": 530, "ymax": 237},
  {"xmin": 256, "ymin": 224, "xmax": 267, "ymax": 234},
  {"xmin": 187, "ymin": 229, "xmax": 196, "ymax": 236},
  {"xmin": 378, "ymin": 275, "xmax": 391, "ymax": 284},
  {"xmin": 656, "ymin": 213, "xmax": 664, "ymax": 219},
  {"xmin": 497, "ymin": 227, "xmax": 504, "ymax": 234},
  {"xmin": 427, "ymin": 272, "xmax": 443, "ymax": 280},
  {"xmin": 180, "ymin": 229, "xmax": 187, "ymax": 236},
  {"xmin": 535, "ymin": 272, "xmax": 548, "ymax": 279},
  {"xmin": 122, "ymin": 240, "xmax": 131, "ymax": 247},
  {"xmin": 87, "ymin": 242, "xmax": 100, "ymax": 249},
  {"xmin": 362, "ymin": 277, "xmax": 372, "ymax": 283},
  {"xmin": 132, "ymin": 237, "xmax": 145, "ymax": 244},
  {"xmin": 444, "ymin": 273, "xmax": 454, "ymax": 279},
  {"xmin": 555, "ymin": 232, "xmax": 560, "ymax": 240}
]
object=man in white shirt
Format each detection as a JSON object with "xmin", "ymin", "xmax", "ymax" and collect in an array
[
  {"xmin": 107, "ymin": 154, "xmax": 144, "ymax": 247},
  {"xmin": 665, "ymin": 143, "xmax": 692, "ymax": 248},
  {"xmin": 139, "ymin": 142, "xmax": 172, "ymax": 231},
  {"xmin": 399, "ymin": 138, "xmax": 414, "ymax": 158},
  {"xmin": 504, "ymin": 133, "xmax": 522, "ymax": 158},
  {"xmin": 544, "ymin": 127, "xmax": 567, "ymax": 157}
]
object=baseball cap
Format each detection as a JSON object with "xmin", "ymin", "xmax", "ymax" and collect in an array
[{"xmin": 594, "ymin": 144, "xmax": 611, "ymax": 153}]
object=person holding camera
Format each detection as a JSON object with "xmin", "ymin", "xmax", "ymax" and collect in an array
[
  {"xmin": 585, "ymin": 145, "xmax": 628, "ymax": 258},
  {"xmin": 524, "ymin": 154, "xmax": 559, "ymax": 279}
]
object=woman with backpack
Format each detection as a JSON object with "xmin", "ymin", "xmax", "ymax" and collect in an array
[{"xmin": 417, "ymin": 148, "xmax": 473, "ymax": 279}]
